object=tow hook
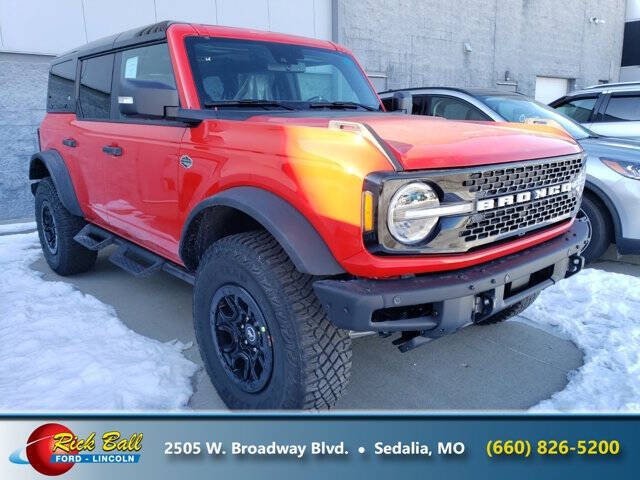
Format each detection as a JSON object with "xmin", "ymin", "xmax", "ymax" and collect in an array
[
  {"xmin": 473, "ymin": 294, "xmax": 494, "ymax": 321},
  {"xmin": 565, "ymin": 254, "xmax": 584, "ymax": 278}
]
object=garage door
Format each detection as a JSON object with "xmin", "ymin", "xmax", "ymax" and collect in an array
[{"xmin": 535, "ymin": 77, "xmax": 569, "ymax": 104}]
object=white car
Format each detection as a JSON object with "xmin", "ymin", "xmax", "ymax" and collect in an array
[{"xmin": 549, "ymin": 82, "xmax": 640, "ymax": 140}]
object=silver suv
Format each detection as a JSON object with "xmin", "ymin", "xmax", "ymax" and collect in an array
[
  {"xmin": 549, "ymin": 82, "xmax": 640, "ymax": 140},
  {"xmin": 379, "ymin": 87, "xmax": 640, "ymax": 263}
]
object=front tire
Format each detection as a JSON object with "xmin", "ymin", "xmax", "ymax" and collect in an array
[
  {"xmin": 193, "ymin": 231, "xmax": 352, "ymax": 409},
  {"xmin": 34, "ymin": 178, "xmax": 97, "ymax": 276}
]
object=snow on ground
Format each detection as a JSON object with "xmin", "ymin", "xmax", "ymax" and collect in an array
[
  {"xmin": 0, "ymin": 221, "xmax": 36, "ymax": 235},
  {"xmin": 518, "ymin": 268, "xmax": 640, "ymax": 412},
  {"xmin": 0, "ymin": 231, "xmax": 199, "ymax": 411}
]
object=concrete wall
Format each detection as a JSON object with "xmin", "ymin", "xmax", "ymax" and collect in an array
[
  {"xmin": 335, "ymin": 0, "xmax": 626, "ymax": 94},
  {"xmin": 0, "ymin": 53, "xmax": 50, "ymax": 220}
]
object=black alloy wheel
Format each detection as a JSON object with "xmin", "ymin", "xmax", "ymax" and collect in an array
[
  {"xmin": 40, "ymin": 201, "xmax": 58, "ymax": 255},
  {"xmin": 210, "ymin": 284, "xmax": 274, "ymax": 393}
]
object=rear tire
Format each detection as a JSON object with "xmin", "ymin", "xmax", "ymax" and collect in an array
[
  {"xmin": 34, "ymin": 178, "xmax": 97, "ymax": 276},
  {"xmin": 477, "ymin": 292, "xmax": 539, "ymax": 325},
  {"xmin": 193, "ymin": 230, "xmax": 352, "ymax": 409},
  {"xmin": 578, "ymin": 194, "xmax": 612, "ymax": 264}
]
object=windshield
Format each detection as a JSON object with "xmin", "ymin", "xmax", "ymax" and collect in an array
[
  {"xmin": 185, "ymin": 37, "xmax": 381, "ymax": 111},
  {"xmin": 478, "ymin": 95, "xmax": 593, "ymax": 140}
]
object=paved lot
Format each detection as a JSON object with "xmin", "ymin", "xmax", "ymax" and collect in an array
[{"xmin": 11, "ymin": 219, "xmax": 635, "ymax": 410}]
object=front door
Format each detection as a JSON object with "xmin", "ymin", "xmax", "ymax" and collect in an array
[{"xmin": 101, "ymin": 43, "xmax": 186, "ymax": 261}]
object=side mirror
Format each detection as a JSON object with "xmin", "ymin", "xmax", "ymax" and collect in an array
[
  {"xmin": 118, "ymin": 79, "xmax": 179, "ymax": 118},
  {"xmin": 390, "ymin": 92, "xmax": 413, "ymax": 114}
]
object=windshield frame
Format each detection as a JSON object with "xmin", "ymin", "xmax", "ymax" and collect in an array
[
  {"xmin": 184, "ymin": 36, "xmax": 383, "ymax": 112},
  {"xmin": 476, "ymin": 94, "xmax": 597, "ymax": 140}
]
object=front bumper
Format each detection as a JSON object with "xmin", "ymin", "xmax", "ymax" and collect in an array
[{"xmin": 314, "ymin": 218, "xmax": 589, "ymax": 336}]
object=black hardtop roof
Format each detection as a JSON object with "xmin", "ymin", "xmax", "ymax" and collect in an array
[{"xmin": 53, "ymin": 20, "xmax": 177, "ymax": 64}]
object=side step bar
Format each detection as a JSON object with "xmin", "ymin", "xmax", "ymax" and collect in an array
[
  {"xmin": 74, "ymin": 224, "xmax": 114, "ymax": 250},
  {"xmin": 73, "ymin": 224, "xmax": 195, "ymax": 284},
  {"xmin": 109, "ymin": 243, "xmax": 164, "ymax": 277}
]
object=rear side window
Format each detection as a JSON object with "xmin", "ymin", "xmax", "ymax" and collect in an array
[
  {"xmin": 47, "ymin": 60, "xmax": 76, "ymax": 112},
  {"xmin": 554, "ymin": 97, "xmax": 597, "ymax": 122},
  {"xmin": 78, "ymin": 54, "xmax": 114, "ymax": 119},
  {"xmin": 602, "ymin": 95, "xmax": 640, "ymax": 122}
]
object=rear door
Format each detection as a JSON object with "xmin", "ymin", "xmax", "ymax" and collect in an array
[
  {"xmin": 590, "ymin": 92, "xmax": 640, "ymax": 139},
  {"xmin": 72, "ymin": 53, "xmax": 116, "ymax": 225},
  {"xmin": 102, "ymin": 42, "xmax": 186, "ymax": 260}
]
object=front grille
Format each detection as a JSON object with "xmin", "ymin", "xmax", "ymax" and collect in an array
[
  {"xmin": 374, "ymin": 153, "xmax": 585, "ymax": 255},
  {"xmin": 458, "ymin": 156, "xmax": 583, "ymax": 244},
  {"xmin": 460, "ymin": 193, "xmax": 578, "ymax": 243},
  {"xmin": 462, "ymin": 156, "xmax": 583, "ymax": 196}
]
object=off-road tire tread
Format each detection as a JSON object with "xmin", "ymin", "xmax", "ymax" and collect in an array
[
  {"xmin": 35, "ymin": 178, "xmax": 97, "ymax": 275},
  {"xmin": 196, "ymin": 230, "xmax": 352, "ymax": 409},
  {"xmin": 478, "ymin": 292, "xmax": 540, "ymax": 325}
]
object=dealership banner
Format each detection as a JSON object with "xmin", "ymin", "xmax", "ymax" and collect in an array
[{"xmin": 1, "ymin": 415, "xmax": 638, "ymax": 479}]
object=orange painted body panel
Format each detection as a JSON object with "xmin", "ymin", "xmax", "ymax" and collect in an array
[
  {"xmin": 244, "ymin": 113, "xmax": 582, "ymax": 169},
  {"xmin": 38, "ymin": 23, "xmax": 583, "ymax": 278}
]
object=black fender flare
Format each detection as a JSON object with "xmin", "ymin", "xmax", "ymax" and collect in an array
[
  {"xmin": 29, "ymin": 149, "xmax": 84, "ymax": 217},
  {"xmin": 179, "ymin": 187, "xmax": 345, "ymax": 276}
]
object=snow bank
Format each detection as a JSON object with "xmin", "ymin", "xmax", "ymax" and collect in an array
[
  {"xmin": 0, "ymin": 221, "xmax": 36, "ymax": 235},
  {"xmin": 0, "ymin": 231, "xmax": 199, "ymax": 411},
  {"xmin": 521, "ymin": 268, "xmax": 640, "ymax": 412}
]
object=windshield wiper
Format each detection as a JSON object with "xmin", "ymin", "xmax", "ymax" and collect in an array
[
  {"xmin": 203, "ymin": 100, "xmax": 297, "ymax": 111},
  {"xmin": 308, "ymin": 101, "xmax": 378, "ymax": 111}
]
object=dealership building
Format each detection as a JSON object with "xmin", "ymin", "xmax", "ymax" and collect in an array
[{"xmin": 0, "ymin": 0, "xmax": 630, "ymax": 220}]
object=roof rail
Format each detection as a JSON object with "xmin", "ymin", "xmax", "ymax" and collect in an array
[{"xmin": 584, "ymin": 81, "xmax": 640, "ymax": 89}]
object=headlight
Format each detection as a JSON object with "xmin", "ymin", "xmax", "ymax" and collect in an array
[
  {"xmin": 601, "ymin": 158, "xmax": 640, "ymax": 180},
  {"xmin": 387, "ymin": 182, "xmax": 439, "ymax": 244}
]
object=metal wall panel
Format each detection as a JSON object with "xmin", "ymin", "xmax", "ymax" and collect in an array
[{"xmin": 0, "ymin": 0, "xmax": 332, "ymax": 56}]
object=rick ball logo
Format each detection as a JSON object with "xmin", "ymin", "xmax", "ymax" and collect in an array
[{"xmin": 9, "ymin": 423, "xmax": 143, "ymax": 476}]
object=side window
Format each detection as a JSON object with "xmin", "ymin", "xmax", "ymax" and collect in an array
[
  {"xmin": 78, "ymin": 54, "xmax": 114, "ymax": 120},
  {"xmin": 601, "ymin": 95, "xmax": 640, "ymax": 122},
  {"xmin": 412, "ymin": 95, "xmax": 430, "ymax": 115},
  {"xmin": 427, "ymin": 95, "xmax": 490, "ymax": 121},
  {"xmin": 381, "ymin": 97, "xmax": 393, "ymax": 111},
  {"xmin": 47, "ymin": 60, "xmax": 76, "ymax": 112},
  {"xmin": 554, "ymin": 97, "xmax": 597, "ymax": 122},
  {"xmin": 116, "ymin": 43, "xmax": 177, "ymax": 120}
]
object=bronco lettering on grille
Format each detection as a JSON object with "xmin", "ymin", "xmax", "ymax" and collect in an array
[{"xmin": 476, "ymin": 182, "xmax": 572, "ymax": 212}]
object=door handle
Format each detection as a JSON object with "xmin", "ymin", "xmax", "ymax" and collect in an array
[
  {"xmin": 62, "ymin": 138, "xmax": 77, "ymax": 147},
  {"xmin": 102, "ymin": 145, "xmax": 122, "ymax": 156}
]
